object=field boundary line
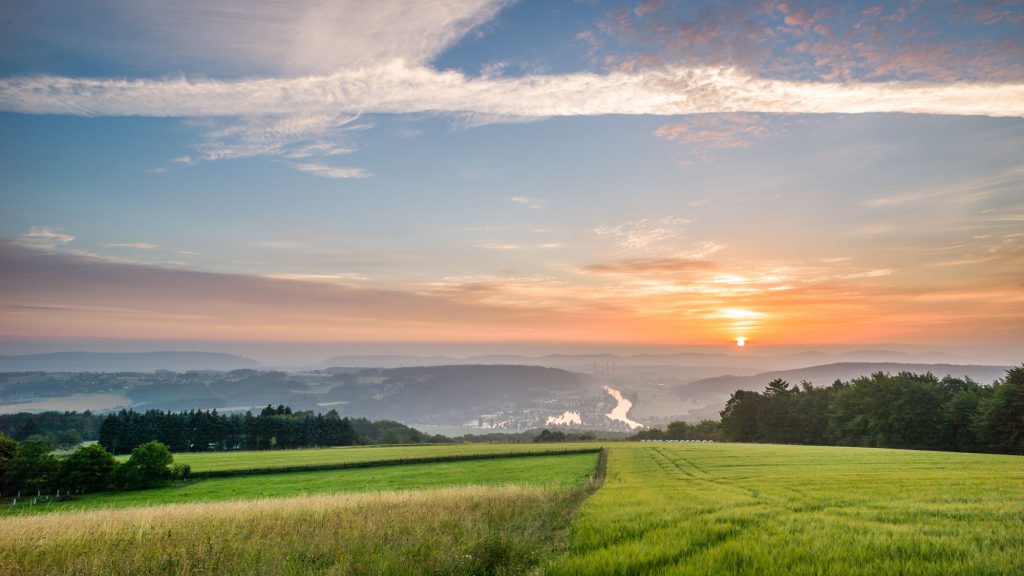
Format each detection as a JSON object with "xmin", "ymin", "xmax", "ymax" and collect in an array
[{"xmin": 189, "ymin": 447, "xmax": 604, "ymax": 479}]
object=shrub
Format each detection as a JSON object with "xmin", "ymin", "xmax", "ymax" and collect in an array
[
  {"xmin": 59, "ymin": 444, "xmax": 118, "ymax": 493},
  {"xmin": 114, "ymin": 441, "xmax": 175, "ymax": 490}
]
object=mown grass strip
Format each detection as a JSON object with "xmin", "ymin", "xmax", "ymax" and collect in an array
[{"xmin": 165, "ymin": 442, "xmax": 602, "ymax": 473}]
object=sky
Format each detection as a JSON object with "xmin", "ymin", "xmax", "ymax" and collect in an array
[{"xmin": 0, "ymin": 0, "xmax": 1022, "ymax": 361}]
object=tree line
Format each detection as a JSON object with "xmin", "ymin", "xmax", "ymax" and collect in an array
[
  {"xmin": 97, "ymin": 405, "xmax": 452, "ymax": 454},
  {"xmin": 0, "ymin": 411, "xmax": 103, "ymax": 449},
  {"xmin": 717, "ymin": 367, "xmax": 1023, "ymax": 454},
  {"xmin": 532, "ymin": 429, "xmax": 597, "ymax": 443},
  {"xmin": 630, "ymin": 419, "xmax": 723, "ymax": 442},
  {"xmin": 1, "ymin": 435, "xmax": 187, "ymax": 501}
]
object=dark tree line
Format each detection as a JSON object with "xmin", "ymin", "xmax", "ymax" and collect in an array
[
  {"xmin": 0, "ymin": 411, "xmax": 103, "ymax": 449},
  {"xmin": 533, "ymin": 429, "xmax": 596, "ymax": 443},
  {"xmin": 1, "ymin": 435, "xmax": 186, "ymax": 500},
  {"xmin": 98, "ymin": 405, "xmax": 361, "ymax": 454},
  {"xmin": 630, "ymin": 420, "xmax": 723, "ymax": 442},
  {"xmin": 718, "ymin": 367, "xmax": 1024, "ymax": 454}
]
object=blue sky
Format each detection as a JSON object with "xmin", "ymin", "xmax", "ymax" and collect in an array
[{"xmin": 0, "ymin": 1, "xmax": 1022, "ymax": 358}]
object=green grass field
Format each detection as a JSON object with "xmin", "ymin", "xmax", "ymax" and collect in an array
[
  {"xmin": 5, "ymin": 442, "xmax": 1021, "ymax": 575},
  {"xmin": 546, "ymin": 443, "xmax": 1024, "ymax": 575},
  {"xmin": 5, "ymin": 452, "xmax": 599, "ymax": 515},
  {"xmin": 144, "ymin": 442, "xmax": 598, "ymax": 472}
]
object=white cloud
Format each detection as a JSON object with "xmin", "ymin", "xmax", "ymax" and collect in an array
[
  {"xmin": 477, "ymin": 243, "xmax": 521, "ymax": 250},
  {"xmin": 105, "ymin": 242, "xmax": 159, "ymax": 250},
  {"xmin": 14, "ymin": 226, "xmax": 75, "ymax": 250},
  {"xmin": 2, "ymin": 0, "xmax": 1020, "ymax": 184},
  {"xmin": 4, "ymin": 1, "xmax": 510, "ymax": 77},
  {"xmin": 290, "ymin": 162, "xmax": 371, "ymax": 179},
  {"xmin": 266, "ymin": 273, "xmax": 369, "ymax": 284},
  {"xmin": 189, "ymin": 114, "xmax": 364, "ymax": 162},
  {"xmin": 840, "ymin": 268, "xmax": 894, "ymax": 279},
  {"xmin": 2, "ymin": 65, "xmax": 1022, "ymax": 119},
  {"xmin": 594, "ymin": 217, "xmax": 693, "ymax": 253},
  {"xmin": 510, "ymin": 196, "xmax": 547, "ymax": 209}
]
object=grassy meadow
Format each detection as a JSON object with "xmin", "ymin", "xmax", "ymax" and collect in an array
[
  {"xmin": 0, "ymin": 486, "xmax": 585, "ymax": 576},
  {"xmin": 4, "ymin": 442, "xmax": 1021, "ymax": 575},
  {"xmin": 546, "ymin": 443, "xmax": 1024, "ymax": 575},
  {"xmin": 4, "ymin": 451, "xmax": 599, "ymax": 515},
  {"xmin": 146, "ymin": 442, "xmax": 598, "ymax": 473}
]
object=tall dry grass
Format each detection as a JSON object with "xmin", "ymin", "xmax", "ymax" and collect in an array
[{"xmin": 0, "ymin": 485, "xmax": 579, "ymax": 575}]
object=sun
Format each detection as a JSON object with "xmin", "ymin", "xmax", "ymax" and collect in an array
[{"xmin": 735, "ymin": 337, "xmax": 747, "ymax": 347}]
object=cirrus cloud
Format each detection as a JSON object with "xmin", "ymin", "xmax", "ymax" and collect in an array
[{"xmin": 2, "ymin": 64, "xmax": 1022, "ymax": 119}]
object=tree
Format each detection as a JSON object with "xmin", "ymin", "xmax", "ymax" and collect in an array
[
  {"xmin": 0, "ymin": 432, "xmax": 19, "ymax": 494},
  {"xmin": 59, "ymin": 444, "xmax": 118, "ymax": 493},
  {"xmin": 114, "ymin": 441, "xmax": 175, "ymax": 490},
  {"xmin": 975, "ymin": 366, "xmax": 1024, "ymax": 454},
  {"xmin": 534, "ymin": 429, "xmax": 567, "ymax": 443},
  {"xmin": 5, "ymin": 440, "xmax": 59, "ymax": 493},
  {"xmin": 720, "ymin": 389, "xmax": 766, "ymax": 442}
]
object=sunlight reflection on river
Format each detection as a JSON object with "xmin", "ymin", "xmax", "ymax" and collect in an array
[{"xmin": 604, "ymin": 386, "xmax": 643, "ymax": 429}]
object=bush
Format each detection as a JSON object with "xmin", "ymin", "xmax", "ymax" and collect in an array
[
  {"xmin": 114, "ymin": 441, "xmax": 175, "ymax": 490},
  {"xmin": 3, "ymin": 440, "xmax": 59, "ymax": 494},
  {"xmin": 171, "ymin": 463, "xmax": 192, "ymax": 482},
  {"xmin": 59, "ymin": 444, "xmax": 118, "ymax": 493}
]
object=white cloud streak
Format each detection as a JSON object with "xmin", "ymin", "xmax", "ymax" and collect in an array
[
  {"xmin": 14, "ymin": 226, "xmax": 75, "ymax": 250},
  {"xmin": 510, "ymin": 196, "xmax": 547, "ymax": 209},
  {"xmin": 2, "ymin": 0, "xmax": 511, "ymax": 77},
  {"xmin": 594, "ymin": 217, "xmax": 693, "ymax": 254},
  {"xmin": 2, "ymin": 64, "xmax": 1022, "ymax": 119},
  {"xmin": 105, "ymin": 242, "xmax": 159, "ymax": 250},
  {"xmin": 290, "ymin": 162, "xmax": 371, "ymax": 179}
]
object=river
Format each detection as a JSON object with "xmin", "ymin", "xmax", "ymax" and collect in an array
[{"xmin": 604, "ymin": 386, "xmax": 644, "ymax": 429}]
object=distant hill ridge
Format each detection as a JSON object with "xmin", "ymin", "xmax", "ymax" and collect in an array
[
  {"xmin": 0, "ymin": 351, "xmax": 261, "ymax": 373},
  {"xmin": 321, "ymin": 350, "xmax": 962, "ymax": 371},
  {"xmin": 684, "ymin": 362, "xmax": 1013, "ymax": 401}
]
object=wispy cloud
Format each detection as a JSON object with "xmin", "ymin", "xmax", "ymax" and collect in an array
[
  {"xmin": 105, "ymin": 242, "xmax": 159, "ymax": 250},
  {"xmin": 588, "ymin": 1, "xmax": 1024, "ymax": 84},
  {"xmin": 265, "ymin": 273, "xmax": 368, "ymax": 284},
  {"xmin": 840, "ymin": 268, "xmax": 894, "ymax": 279},
  {"xmin": 14, "ymin": 226, "xmax": 74, "ymax": 250},
  {"xmin": 654, "ymin": 113, "xmax": 777, "ymax": 151},
  {"xmin": 582, "ymin": 258, "xmax": 717, "ymax": 276},
  {"xmin": 3, "ymin": 65, "xmax": 1022, "ymax": 119},
  {"xmin": 592, "ymin": 218, "xmax": 724, "ymax": 258},
  {"xmin": 290, "ymin": 162, "xmax": 371, "ymax": 180},
  {"xmin": 0, "ymin": 242, "xmax": 553, "ymax": 342},
  {"xmin": 476, "ymin": 243, "xmax": 521, "ymax": 251},
  {"xmin": 1, "ymin": 0, "xmax": 511, "ymax": 78},
  {"xmin": 188, "ymin": 114, "xmax": 364, "ymax": 161},
  {"xmin": 510, "ymin": 196, "xmax": 547, "ymax": 209}
]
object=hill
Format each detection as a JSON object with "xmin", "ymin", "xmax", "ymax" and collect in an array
[
  {"xmin": 0, "ymin": 351, "xmax": 261, "ymax": 373},
  {"xmin": 321, "ymin": 349, "xmax": 962, "ymax": 372},
  {"xmin": 674, "ymin": 362, "xmax": 1011, "ymax": 420},
  {"xmin": 322, "ymin": 364, "xmax": 596, "ymax": 425}
]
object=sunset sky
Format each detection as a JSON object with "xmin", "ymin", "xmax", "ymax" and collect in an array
[{"xmin": 1, "ymin": 1, "xmax": 1022, "ymax": 359}]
